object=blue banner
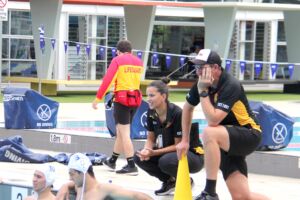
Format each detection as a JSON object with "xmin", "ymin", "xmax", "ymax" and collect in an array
[
  {"xmin": 0, "ymin": 135, "xmax": 107, "ymax": 164},
  {"xmin": 76, "ymin": 43, "xmax": 80, "ymax": 55},
  {"xmin": 104, "ymin": 93, "xmax": 148, "ymax": 139},
  {"xmin": 51, "ymin": 39, "xmax": 56, "ymax": 50},
  {"xmin": 99, "ymin": 47, "xmax": 105, "ymax": 60},
  {"xmin": 270, "ymin": 64, "xmax": 278, "ymax": 77},
  {"xmin": 254, "ymin": 62, "xmax": 262, "ymax": 77},
  {"xmin": 180, "ymin": 57, "xmax": 185, "ymax": 71},
  {"xmin": 111, "ymin": 48, "xmax": 117, "ymax": 57},
  {"xmin": 86, "ymin": 44, "xmax": 91, "ymax": 56},
  {"xmin": 64, "ymin": 41, "xmax": 68, "ymax": 54},
  {"xmin": 39, "ymin": 25, "xmax": 45, "ymax": 54},
  {"xmin": 225, "ymin": 60, "xmax": 231, "ymax": 72},
  {"xmin": 137, "ymin": 51, "xmax": 143, "ymax": 59},
  {"xmin": 240, "ymin": 61, "xmax": 246, "ymax": 74},
  {"xmin": 40, "ymin": 38, "xmax": 45, "ymax": 54},
  {"xmin": 166, "ymin": 55, "xmax": 171, "ymax": 69},
  {"xmin": 3, "ymin": 88, "xmax": 59, "ymax": 129},
  {"xmin": 288, "ymin": 64, "xmax": 294, "ymax": 79},
  {"xmin": 249, "ymin": 101, "xmax": 294, "ymax": 150},
  {"xmin": 180, "ymin": 57, "xmax": 185, "ymax": 66},
  {"xmin": 152, "ymin": 53, "xmax": 158, "ymax": 66}
]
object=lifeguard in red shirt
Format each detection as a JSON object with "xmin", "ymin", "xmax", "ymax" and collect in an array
[{"xmin": 92, "ymin": 40, "xmax": 143, "ymax": 175}]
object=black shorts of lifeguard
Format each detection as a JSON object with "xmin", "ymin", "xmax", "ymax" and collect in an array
[
  {"xmin": 113, "ymin": 102, "xmax": 138, "ymax": 125},
  {"xmin": 220, "ymin": 125, "xmax": 262, "ymax": 180}
]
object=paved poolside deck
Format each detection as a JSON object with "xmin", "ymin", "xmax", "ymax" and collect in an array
[{"xmin": 0, "ymin": 101, "xmax": 300, "ymax": 199}]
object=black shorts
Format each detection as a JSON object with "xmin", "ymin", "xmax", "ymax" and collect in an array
[
  {"xmin": 113, "ymin": 102, "xmax": 137, "ymax": 125},
  {"xmin": 220, "ymin": 126, "xmax": 261, "ymax": 180}
]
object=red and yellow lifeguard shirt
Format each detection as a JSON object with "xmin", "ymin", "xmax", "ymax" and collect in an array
[{"xmin": 95, "ymin": 53, "xmax": 143, "ymax": 100}]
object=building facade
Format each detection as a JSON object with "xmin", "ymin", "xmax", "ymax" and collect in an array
[{"xmin": 1, "ymin": 0, "xmax": 297, "ymax": 84}]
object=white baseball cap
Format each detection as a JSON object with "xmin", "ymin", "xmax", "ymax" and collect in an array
[{"xmin": 190, "ymin": 49, "xmax": 222, "ymax": 66}]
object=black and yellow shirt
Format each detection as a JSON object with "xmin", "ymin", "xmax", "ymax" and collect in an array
[
  {"xmin": 186, "ymin": 71, "xmax": 261, "ymax": 132},
  {"xmin": 146, "ymin": 102, "xmax": 203, "ymax": 154}
]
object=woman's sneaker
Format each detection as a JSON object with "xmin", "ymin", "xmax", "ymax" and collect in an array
[
  {"xmin": 155, "ymin": 179, "xmax": 176, "ymax": 196},
  {"xmin": 195, "ymin": 191, "xmax": 219, "ymax": 200},
  {"xmin": 115, "ymin": 165, "xmax": 138, "ymax": 176}
]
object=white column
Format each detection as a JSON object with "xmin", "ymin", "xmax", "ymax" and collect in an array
[
  {"xmin": 203, "ymin": 7, "xmax": 237, "ymax": 67},
  {"xmin": 58, "ymin": 12, "xmax": 68, "ymax": 80},
  {"xmin": 30, "ymin": 0, "xmax": 63, "ymax": 79},
  {"xmin": 90, "ymin": 16, "xmax": 97, "ymax": 80},
  {"xmin": 124, "ymin": 5, "xmax": 156, "ymax": 80},
  {"xmin": 283, "ymin": 11, "xmax": 300, "ymax": 80},
  {"xmin": 269, "ymin": 20, "xmax": 278, "ymax": 80},
  {"xmin": 239, "ymin": 21, "xmax": 246, "ymax": 80}
]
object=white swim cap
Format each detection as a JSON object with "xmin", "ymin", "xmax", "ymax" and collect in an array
[
  {"xmin": 68, "ymin": 153, "xmax": 92, "ymax": 173},
  {"xmin": 36, "ymin": 164, "xmax": 56, "ymax": 187}
]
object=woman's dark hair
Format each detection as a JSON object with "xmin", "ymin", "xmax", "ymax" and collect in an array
[
  {"xmin": 148, "ymin": 77, "xmax": 170, "ymax": 100},
  {"xmin": 116, "ymin": 40, "xmax": 132, "ymax": 53}
]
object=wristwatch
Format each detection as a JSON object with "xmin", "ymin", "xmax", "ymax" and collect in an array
[{"xmin": 199, "ymin": 90, "xmax": 209, "ymax": 98}]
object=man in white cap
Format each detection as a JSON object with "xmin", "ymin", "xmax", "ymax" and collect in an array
[
  {"xmin": 25, "ymin": 164, "xmax": 56, "ymax": 200},
  {"xmin": 56, "ymin": 153, "xmax": 153, "ymax": 200},
  {"xmin": 176, "ymin": 49, "xmax": 270, "ymax": 200}
]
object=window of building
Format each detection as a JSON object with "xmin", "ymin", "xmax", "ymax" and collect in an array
[
  {"xmin": 87, "ymin": 15, "xmax": 108, "ymax": 79},
  {"xmin": 96, "ymin": 16, "xmax": 106, "ymax": 38},
  {"xmin": 2, "ymin": 38, "xmax": 9, "ymax": 59},
  {"xmin": 69, "ymin": 16, "xmax": 79, "ymax": 45},
  {"xmin": 276, "ymin": 21, "xmax": 288, "ymax": 79},
  {"xmin": 146, "ymin": 24, "xmax": 204, "ymax": 80},
  {"xmin": 10, "ymin": 39, "xmax": 35, "ymax": 60},
  {"xmin": 67, "ymin": 15, "xmax": 119, "ymax": 80},
  {"xmin": 2, "ymin": 10, "xmax": 36, "ymax": 77},
  {"xmin": 277, "ymin": 21, "xmax": 285, "ymax": 42},
  {"xmin": 11, "ymin": 10, "xmax": 32, "ymax": 35},
  {"xmin": 107, "ymin": 17, "xmax": 126, "ymax": 62},
  {"xmin": 238, "ymin": 21, "xmax": 256, "ymax": 80}
]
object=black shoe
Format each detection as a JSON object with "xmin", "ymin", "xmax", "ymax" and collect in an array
[
  {"xmin": 155, "ymin": 179, "xmax": 176, "ymax": 196},
  {"xmin": 195, "ymin": 191, "xmax": 219, "ymax": 200},
  {"xmin": 115, "ymin": 165, "xmax": 138, "ymax": 176},
  {"xmin": 104, "ymin": 159, "xmax": 116, "ymax": 171},
  {"xmin": 190, "ymin": 177, "xmax": 195, "ymax": 188}
]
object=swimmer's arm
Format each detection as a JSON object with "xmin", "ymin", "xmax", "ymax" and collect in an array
[
  {"xmin": 101, "ymin": 183, "xmax": 153, "ymax": 200},
  {"xmin": 56, "ymin": 181, "xmax": 78, "ymax": 200}
]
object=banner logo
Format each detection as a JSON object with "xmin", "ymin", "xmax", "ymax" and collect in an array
[
  {"xmin": 3, "ymin": 94, "xmax": 24, "ymax": 102},
  {"xmin": 140, "ymin": 111, "xmax": 147, "ymax": 128},
  {"xmin": 37, "ymin": 104, "xmax": 52, "ymax": 121},
  {"xmin": 272, "ymin": 122, "xmax": 287, "ymax": 144}
]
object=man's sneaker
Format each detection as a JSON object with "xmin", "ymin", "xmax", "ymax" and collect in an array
[
  {"xmin": 195, "ymin": 191, "xmax": 219, "ymax": 200},
  {"xmin": 115, "ymin": 165, "xmax": 138, "ymax": 176},
  {"xmin": 154, "ymin": 179, "xmax": 176, "ymax": 196},
  {"xmin": 103, "ymin": 159, "xmax": 116, "ymax": 172}
]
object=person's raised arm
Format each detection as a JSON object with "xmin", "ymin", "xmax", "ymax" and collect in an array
[
  {"xmin": 176, "ymin": 101, "xmax": 194, "ymax": 159},
  {"xmin": 56, "ymin": 181, "xmax": 77, "ymax": 200}
]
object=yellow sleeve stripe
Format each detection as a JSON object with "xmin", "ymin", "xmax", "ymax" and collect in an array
[{"xmin": 194, "ymin": 147, "xmax": 204, "ymax": 155}]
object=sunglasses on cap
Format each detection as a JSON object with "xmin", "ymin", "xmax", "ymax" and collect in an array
[{"xmin": 193, "ymin": 64, "xmax": 211, "ymax": 70}]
